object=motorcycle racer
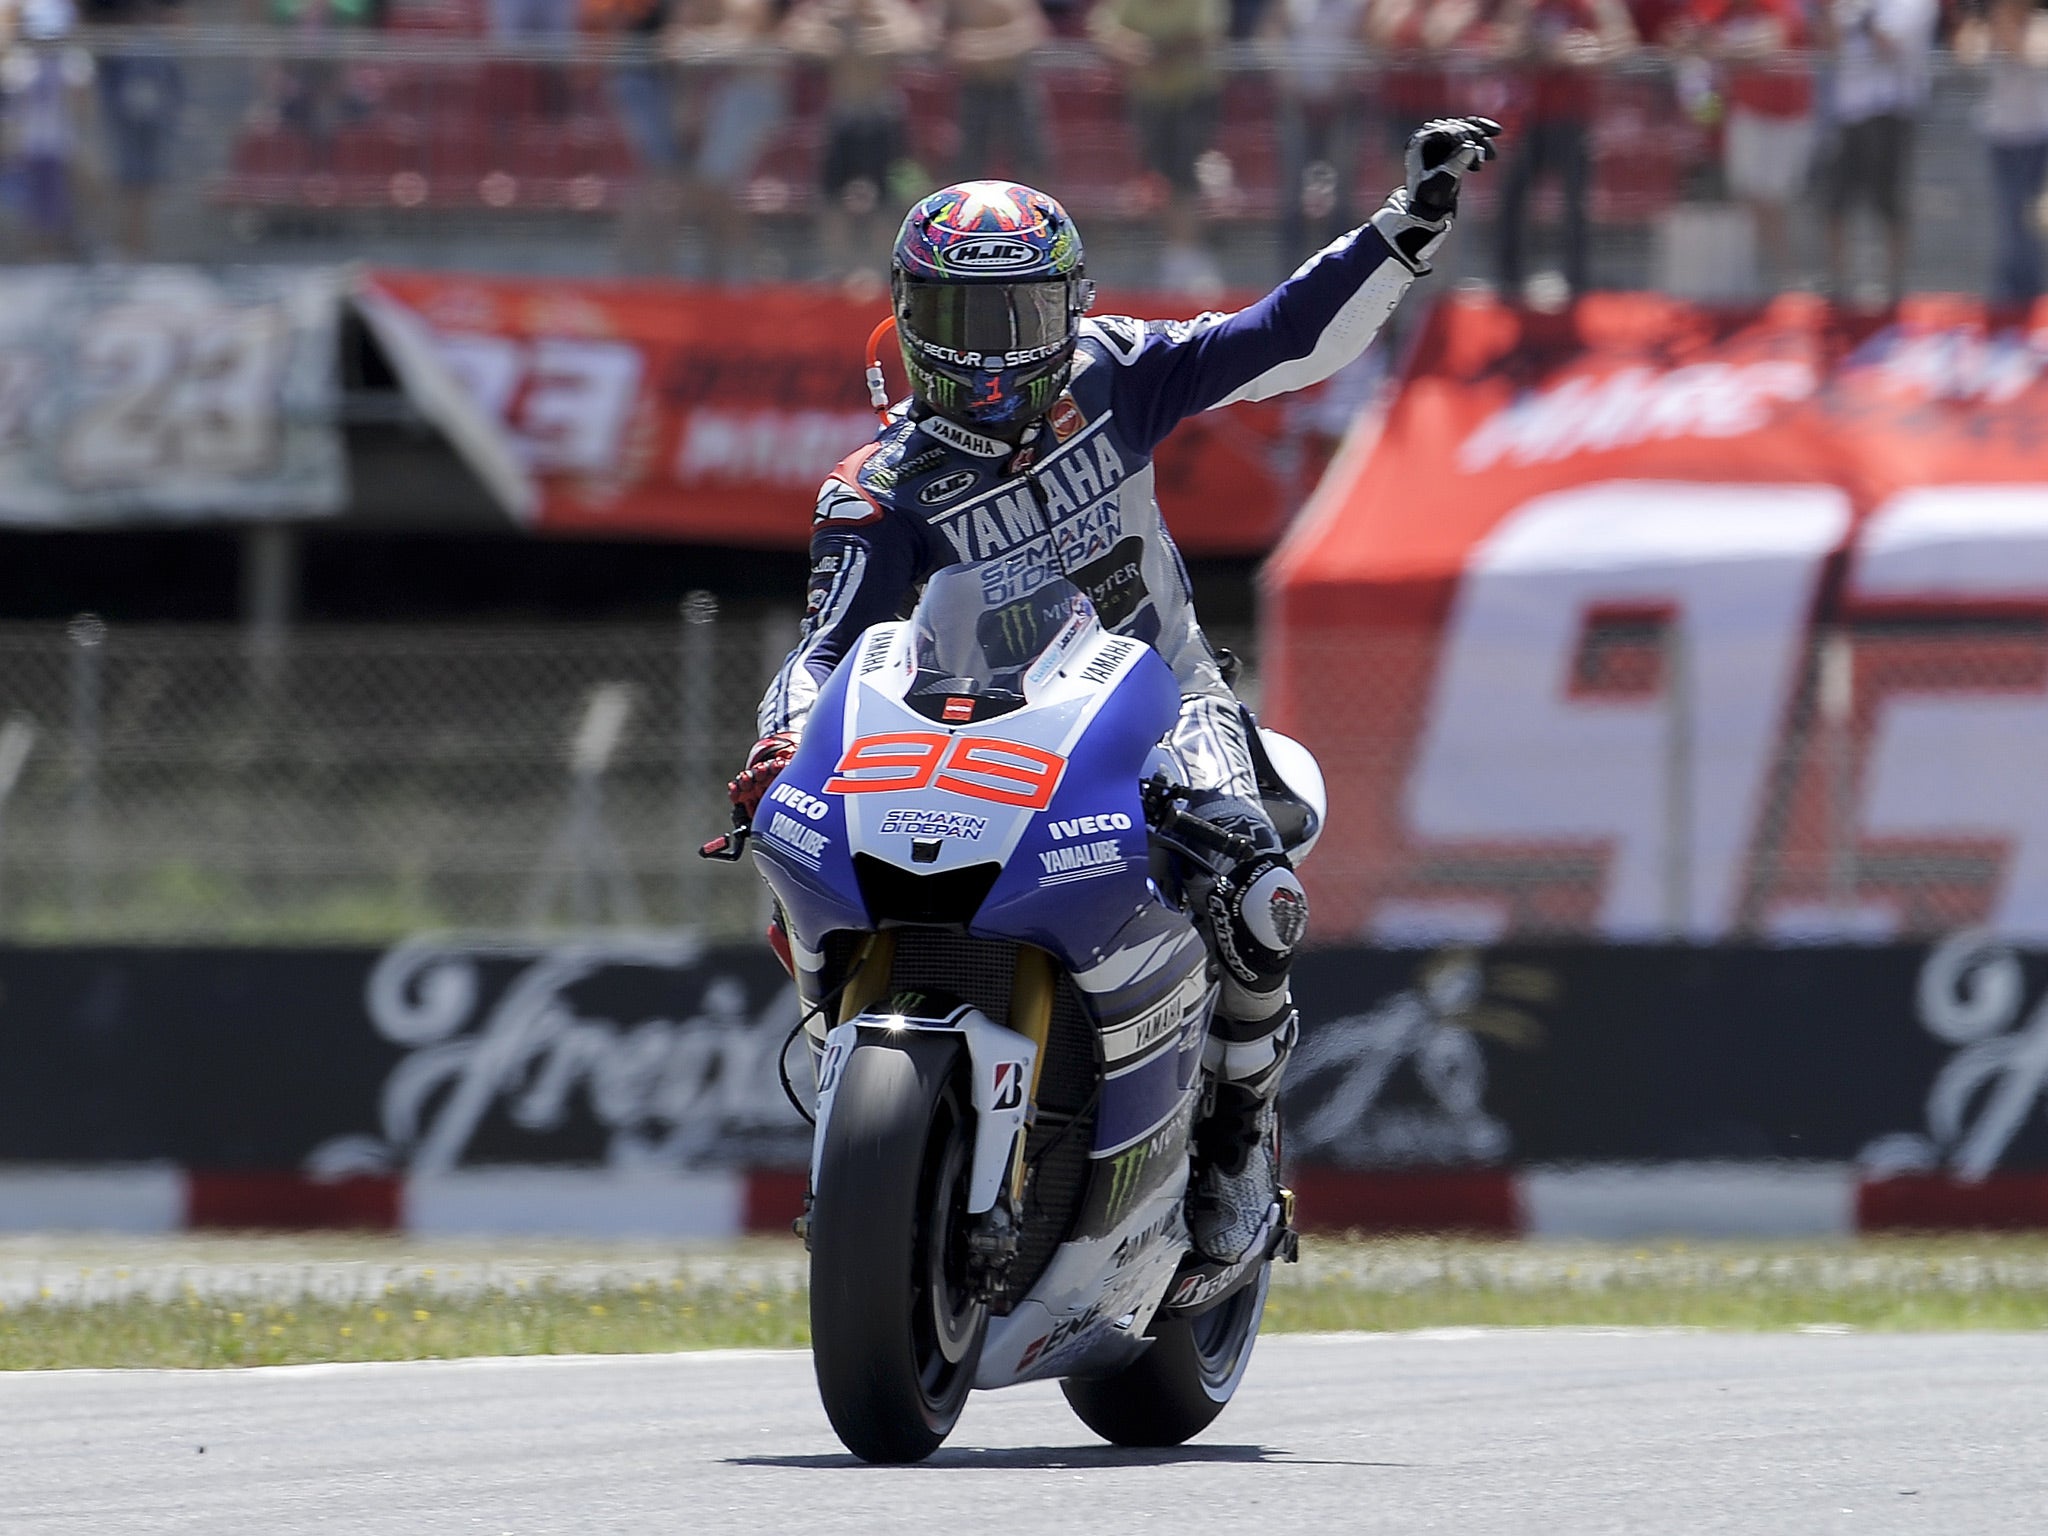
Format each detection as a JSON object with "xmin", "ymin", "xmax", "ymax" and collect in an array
[{"xmin": 733, "ymin": 117, "xmax": 1500, "ymax": 1264}]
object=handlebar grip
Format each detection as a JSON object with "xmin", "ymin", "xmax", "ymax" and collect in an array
[{"xmin": 1161, "ymin": 809, "xmax": 1259, "ymax": 865}]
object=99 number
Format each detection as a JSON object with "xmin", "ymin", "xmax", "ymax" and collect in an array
[{"xmin": 826, "ymin": 731, "xmax": 1067, "ymax": 810}]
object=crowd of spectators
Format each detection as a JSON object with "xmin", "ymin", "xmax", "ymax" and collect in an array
[{"xmin": 0, "ymin": 0, "xmax": 2045, "ymax": 304}]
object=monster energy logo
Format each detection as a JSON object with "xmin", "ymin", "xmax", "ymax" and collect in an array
[
  {"xmin": 887, "ymin": 991, "xmax": 929, "ymax": 1015},
  {"xmin": 1103, "ymin": 1143, "xmax": 1150, "ymax": 1222}
]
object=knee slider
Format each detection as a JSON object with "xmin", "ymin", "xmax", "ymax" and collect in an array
[{"xmin": 1209, "ymin": 852, "xmax": 1308, "ymax": 995}]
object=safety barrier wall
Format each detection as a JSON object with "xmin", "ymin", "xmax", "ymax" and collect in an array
[{"xmin": 1, "ymin": 933, "xmax": 2041, "ymax": 1238}]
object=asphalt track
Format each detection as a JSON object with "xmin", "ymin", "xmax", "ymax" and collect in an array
[{"xmin": 5, "ymin": 1331, "xmax": 2043, "ymax": 1535}]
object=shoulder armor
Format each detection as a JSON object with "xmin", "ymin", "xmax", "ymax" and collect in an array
[{"xmin": 816, "ymin": 441, "xmax": 887, "ymax": 527}]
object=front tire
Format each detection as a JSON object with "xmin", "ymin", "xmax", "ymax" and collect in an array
[
  {"xmin": 1060, "ymin": 1265, "xmax": 1270, "ymax": 1447},
  {"xmin": 809, "ymin": 1036, "xmax": 986, "ymax": 1463}
]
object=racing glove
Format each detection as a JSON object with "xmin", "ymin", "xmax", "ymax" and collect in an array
[
  {"xmin": 727, "ymin": 731, "xmax": 799, "ymax": 825},
  {"xmin": 1371, "ymin": 116, "xmax": 1503, "ymax": 273}
]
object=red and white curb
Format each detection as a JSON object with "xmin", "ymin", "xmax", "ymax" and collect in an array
[{"xmin": 3, "ymin": 1164, "xmax": 2045, "ymax": 1238}]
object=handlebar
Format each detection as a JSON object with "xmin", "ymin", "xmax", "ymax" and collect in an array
[{"xmin": 1141, "ymin": 775, "xmax": 1260, "ymax": 867}]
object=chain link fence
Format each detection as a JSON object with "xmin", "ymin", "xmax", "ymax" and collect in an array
[
  {"xmin": 2, "ymin": 607, "xmax": 2040, "ymax": 945},
  {"xmin": 0, "ymin": 610, "xmax": 1258, "ymax": 943},
  {"xmin": 1289, "ymin": 621, "xmax": 2048, "ymax": 947}
]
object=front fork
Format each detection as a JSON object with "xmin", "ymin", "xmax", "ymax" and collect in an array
[{"xmin": 796, "ymin": 936, "xmax": 1058, "ymax": 1298}]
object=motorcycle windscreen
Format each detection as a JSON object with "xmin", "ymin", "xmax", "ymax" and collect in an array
[{"xmin": 908, "ymin": 565, "xmax": 1097, "ymax": 710}]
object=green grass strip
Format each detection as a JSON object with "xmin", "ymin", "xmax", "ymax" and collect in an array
[{"xmin": 7, "ymin": 1235, "xmax": 2048, "ymax": 1370}]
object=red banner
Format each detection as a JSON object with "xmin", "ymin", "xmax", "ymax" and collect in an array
[
  {"xmin": 362, "ymin": 270, "xmax": 1326, "ymax": 554},
  {"xmin": 1266, "ymin": 292, "xmax": 2048, "ymax": 944}
]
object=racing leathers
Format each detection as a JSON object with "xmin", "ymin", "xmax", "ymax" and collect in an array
[{"xmin": 756, "ymin": 205, "xmax": 1438, "ymax": 1260}]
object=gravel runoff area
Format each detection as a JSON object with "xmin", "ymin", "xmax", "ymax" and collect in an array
[
  {"xmin": 6, "ymin": 1332, "xmax": 2047, "ymax": 1535},
  {"xmin": 0, "ymin": 1235, "xmax": 811, "ymax": 1311},
  {"xmin": 9, "ymin": 1233, "xmax": 2048, "ymax": 1311}
]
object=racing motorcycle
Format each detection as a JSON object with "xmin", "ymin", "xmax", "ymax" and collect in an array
[{"xmin": 705, "ymin": 563, "xmax": 1325, "ymax": 1464}]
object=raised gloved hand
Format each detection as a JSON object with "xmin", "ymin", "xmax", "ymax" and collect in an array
[
  {"xmin": 1371, "ymin": 116, "xmax": 1504, "ymax": 273},
  {"xmin": 727, "ymin": 730, "xmax": 799, "ymax": 825}
]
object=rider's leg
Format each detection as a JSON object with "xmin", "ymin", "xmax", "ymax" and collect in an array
[{"xmin": 1181, "ymin": 791, "xmax": 1307, "ymax": 1264}]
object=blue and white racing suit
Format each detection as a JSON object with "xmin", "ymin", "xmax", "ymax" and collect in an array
[{"xmin": 757, "ymin": 218, "xmax": 1423, "ymax": 1088}]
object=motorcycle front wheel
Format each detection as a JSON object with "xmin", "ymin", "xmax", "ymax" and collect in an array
[
  {"xmin": 809, "ymin": 1034, "xmax": 987, "ymax": 1463},
  {"xmin": 1060, "ymin": 1264, "xmax": 1271, "ymax": 1447}
]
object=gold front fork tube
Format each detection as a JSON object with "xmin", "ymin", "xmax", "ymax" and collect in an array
[
  {"xmin": 1007, "ymin": 945, "xmax": 1057, "ymax": 1202},
  {"xmin": 835, "ymin": 930, "xmax": 898, "ymax": 1027}
]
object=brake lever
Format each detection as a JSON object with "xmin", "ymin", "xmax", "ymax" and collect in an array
[{"xmin": 699, "ymin": 809, "xmax": 754, "ymax": 862}]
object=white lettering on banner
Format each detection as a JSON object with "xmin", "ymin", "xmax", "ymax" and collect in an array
[
  {"xmin": 60, "ymin": 304, "xmax": 291, "ymax": 487},
  {"xmin": 302, "ymin": 937, "xmax": 805, "ymax": 1177},
  {"xmin": 1861, "ymin": 933, "xmax": 2048, "ymax": 1181},
  {"xmin": 1842, "ymin": 325, "xmax": 2048, "ymax": 406},
  {"xmin": 433, "ymin": 333, "xmax": 643, "ymax": 474},
  {"xmin": 1397, "ymin": 482, "xmax": 1849, "ymax": 941},
  {"xmin": 1853, "ymin": 489, "xmax": 2048, "ymax": 937},
  {"xmin": 678, "ymin": 409, "xmax": 883, "ymax": 488},
  {"xmin": 1283, "ymin": 954, "xmax": 1510, "ymax": 1167},
  {"xmin": 1456, "ymin": 362, "xmax": 1815, "ymax": 472}
]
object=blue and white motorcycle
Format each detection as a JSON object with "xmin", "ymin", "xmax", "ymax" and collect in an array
[{"xmin": 707, "ymin": 564, "xmax": 1325, "ymax": 1464}]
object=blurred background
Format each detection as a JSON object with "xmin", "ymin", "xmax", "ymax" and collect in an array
[{"xmin": 0, "ymin": 0, "xmax": 2045, "ymax": 1245}]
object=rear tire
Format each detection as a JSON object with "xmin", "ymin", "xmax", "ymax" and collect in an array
[
  {"xmin": 1060, "ymin": 1266, "xmax": 1270, "ymax": 1447},
  {"xmin": 809, "ymin": 1036, "xmax": 987, "ymax": 1463}
]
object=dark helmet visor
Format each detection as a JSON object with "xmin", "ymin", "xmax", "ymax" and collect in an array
[{"xmin": 899, "ymin": 279, "xmax": 1071, "ymax": 363}]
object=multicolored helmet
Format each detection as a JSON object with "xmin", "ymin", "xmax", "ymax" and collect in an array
[{"xmin": 891, "ymin": 181, "xmax": 1094, "ymax": 428}]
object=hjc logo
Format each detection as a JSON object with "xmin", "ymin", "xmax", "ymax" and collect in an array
[{"xmin": 1862, "ymin": 931, "xmax": 2048, "ymax": 1182}]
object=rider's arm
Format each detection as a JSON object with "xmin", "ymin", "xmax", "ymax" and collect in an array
[
  {"xmin": 1104, "ymin": 118, "xmax": 1499, "ymax": 454},
  {"xmin": 756, "ymin": 478, "xmax": 925, "ymax": 739},
  {"xmin": 1100, "ymin": 221, "xmax": 1417, "ymax": 456}
]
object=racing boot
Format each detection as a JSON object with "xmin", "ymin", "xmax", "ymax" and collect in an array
[{"xmin": 1189, "ymin": 1073, "xmax": 1284, "ymax": 1266}]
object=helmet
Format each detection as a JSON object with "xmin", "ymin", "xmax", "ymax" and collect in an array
[{"xmin": 891, "ymin": 181, "xmax": 1094, "ymax": 428}]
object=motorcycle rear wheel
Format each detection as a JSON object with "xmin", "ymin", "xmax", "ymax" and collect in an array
[
  {"xmin": 809, "ymin": 1035, "xmax": 987, "ymax": 1464},
  {"xmin": 1060, "ymin": 1265, "xmax": 1271, "ymax": 1447}
]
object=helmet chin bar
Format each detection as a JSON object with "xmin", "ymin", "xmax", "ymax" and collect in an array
[{"xmin": 903, "ymin": 339, "xmax": 1073, "ymax": 432}]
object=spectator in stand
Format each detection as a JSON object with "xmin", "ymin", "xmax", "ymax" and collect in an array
[
  {"xmin": 1261, "ymin": 0, "xmax": 1375, "ymax": 267},
  {"xmin": 1958, "ymin": 0, "xmax": 2048, "ymax": 303},
  {"xmin": 782, "ymin": 0, "xmax": 932, "ymax": 282},
  {"xmin": 1671, "ymin": 0, "xmax": 1818, "ymax": 285},
  {"xmin": 493, "ymin": 0, "xmax": 576, "ymax": 37},
  {"xmin": 263, "ymin": 0, "xmax": 383, "ymax": 171},
  {"xmin": 588, "ymin": 0, "xmax": 682, "ymax": 273},
  {"xmin": 1091, "ymin": 0, "xmax": 1228, "ymax": 294},
  {"xmin": 942, "ymin": 0, "xmax": 1049, "ymax": 182},
  {"xmin": 1489, "ymin": 0, "xmax": 1638, "ymax": 298},
  {"xmin": 79, "ymin": 0, "xmax": 183, "ymax": 259},
  {"xmin": 1820, "ymin": 0, "xmax": 1937, "ymax": 303},
  {"xmin": 1368, "ymin": 0, "xmax": 1486, "ymax": 155},
  {"xmin": 2, "ymin": 0, "xmax": 96, "ymax": 257},
  {"xmin": 668, "ymin": 0, "xmax": 786, "ymax": 282}
]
